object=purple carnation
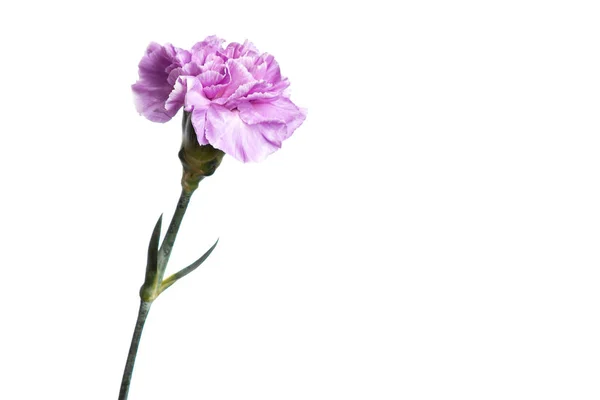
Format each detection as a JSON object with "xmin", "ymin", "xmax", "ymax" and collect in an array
[{"xmin": 132, "ymin": 36, "xmax": 306, "ymax": 163}]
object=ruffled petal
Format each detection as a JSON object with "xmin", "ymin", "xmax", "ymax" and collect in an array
[
  {"xmin": 198, "ymin": 70, "xmax": 226, "ymax": 90},
  {"xmin": 224, "ymin": 78, "xmax": 290, "ymax": 109},
  {"xmin": 167, "ymin": 77, "xmax": 210, "ymax": 144},
  {"xmin": 215, "ymin": 59, "xmax": 256, "ymax": 102},
  {"xmin": 205, "ymin": 104, "xmax": 287, "ymax": 163},
  {"xmin": 164, "ymin": 77, "xmax": 187, "ymax": 114},
  {"xmin": 251, "ymin": 53, "xmax": 281, "ymax": 83},
  {"xmin": 132, "ymin": 42, "xmax": 181, "ymax": 122},
  {"xmin": 132, "ymin": 83, "xmax": 177, "ymax": 122},
  {"xmin": 191, "ymin": 107, "xmax": 210, "ymax": 145},
  {"xmin": 223, "ymin": 40, "xmax": 259, "ymax": 58},
  {"xmin": 262, "ymin": 54, "xmax": 282, "ymax": 83},
  {"xmin": 238, "ymin": 97, "xmax": 306, "ymax": 140},
  {"xmin": 193, "ymin": 35, "xmax": 225, "ymax": 52},
  {"xmin": 191, "ymin": 36, "xmax": 225, "ymax": 65},
  {"xmin": 173, "ymin": 47, "xmax": 192, "ymax": 66},
  {"xmin": 183, "ymin": 77, "xmax": 211, "ymax": 111},
  {"xmin": 181, "ymin": 62, "xmax": 202, "ymax": 77},
  {"xmin": 201, "ymin": 53, "xmax": 226, "ymax": 72},
  {"xmin": 165, "ymin": 76, "xmax": 212, "ymax": 119}
]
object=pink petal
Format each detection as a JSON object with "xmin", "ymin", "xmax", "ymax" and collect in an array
[
  {"xmin": 205, "ymin": 104, "xmax": 287, "ymax": 163},
  {"xmin": 191, "ymin": 36, "xmax": 225, "ymax": 66},
  {"xmin": 223, "ymin": 40, "xmax": 260, "ymax": 58},
  {"xmin": 132, "ymin": 42, "xmax": 181, "ymax": 122},
  {"xmin": 238, "ymin": 97, "xmax": 307, "ymax": 140},
  {"xmin": 216, "ymin": 59, "xmax": 256, "ymax": 101},
  {"xmin": 199, "ymin": 70, "xmax": 224, "ymax": 86},
  {"xmin": 165, "ymin": 77, "xmax": 187, "ymax": 114},
  {"xmin": 191, "ymin": 107, "xmax": 210, "ymax": 145},
  {"xmin": 183, "ymin": 77, "xmax": 211, "ymax": 111},
  {"xmin": 259, "ymin": 53, "xmax": 282, "ymax": 83}
]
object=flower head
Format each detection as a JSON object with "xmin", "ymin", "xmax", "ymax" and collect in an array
[{"xmin": 133, "ymin": 36, "xmax": 306, "ymax": 163}]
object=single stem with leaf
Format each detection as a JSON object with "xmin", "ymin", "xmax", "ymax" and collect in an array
[{"xmin": 117, "ymin": 187, "xmax": 219, "ymax": 400}]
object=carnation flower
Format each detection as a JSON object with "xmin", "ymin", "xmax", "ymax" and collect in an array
[{"xmin": 132, "ymin": 36, "xmax": 306, "ymax": 163}]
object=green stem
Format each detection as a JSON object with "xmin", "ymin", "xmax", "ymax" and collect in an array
[
  {"xmin": 157, "ymin": 189, "xmax": 194, "ymax": 282},
  {"xmin": 119, "ymin": 189, "xmax": 195, "ymax": 400},
  {"xmin": 118, "ymin": 301, "xmax": 152, "ymax": 400}
]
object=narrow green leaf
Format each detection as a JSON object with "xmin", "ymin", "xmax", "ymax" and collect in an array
[
  {"xmin": 139, "ymin": 214, "xmax": 163, "ymax": 301},
  {"xmin": 159, "ymin": 238, "xmax": 219, "ymax": 294}
]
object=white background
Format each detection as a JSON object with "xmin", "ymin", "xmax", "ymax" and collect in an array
[{"xmin": 0, "ymin": 1, "xmax": 599, "ymax": 399}]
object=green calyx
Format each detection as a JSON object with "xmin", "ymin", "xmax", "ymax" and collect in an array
[{"xmin": 179, "ymin": 111, "xmax": 225, "ymax": 193}]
